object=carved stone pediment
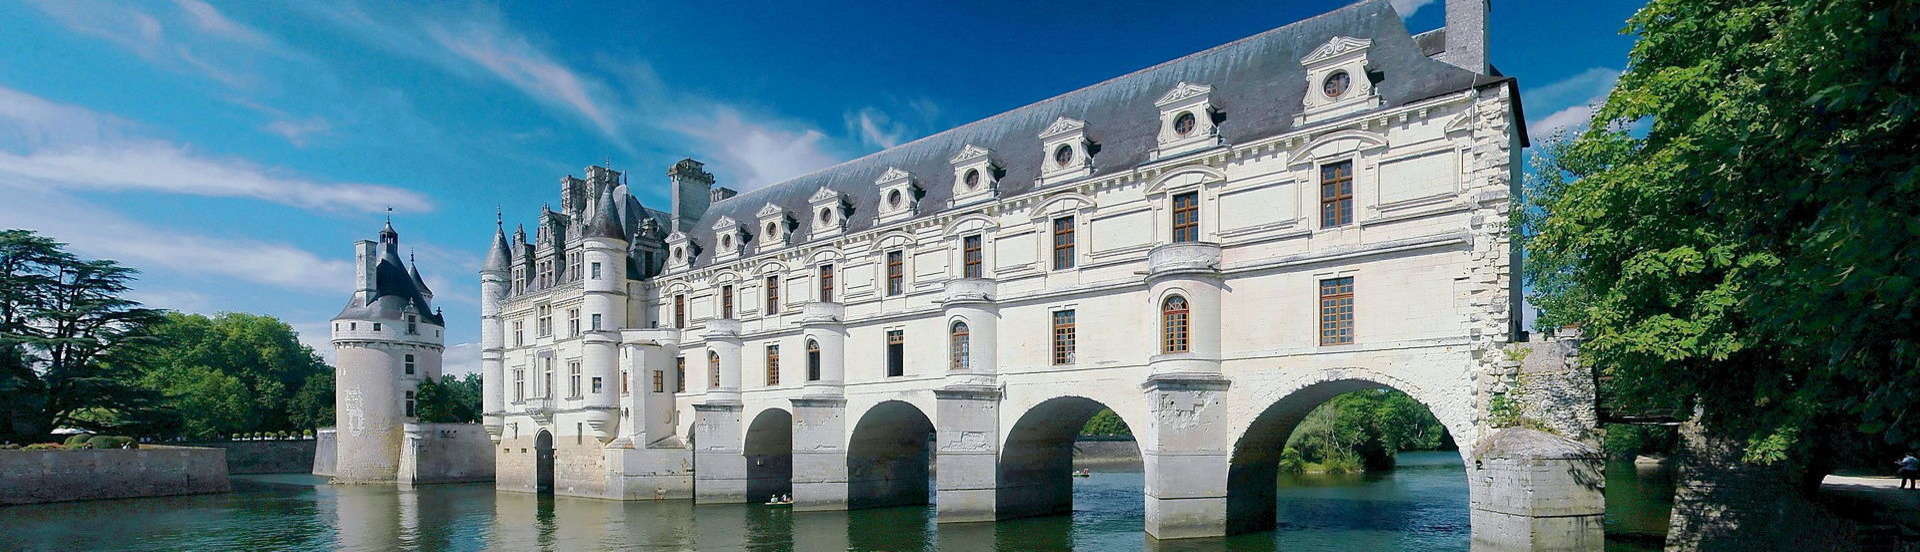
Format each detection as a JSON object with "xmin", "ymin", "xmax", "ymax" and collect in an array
[
  {"xmin": 875, "ymin": 167, "xmax": 913, "ymax": 186},
  {"xmin": 1155, "ymin": 82, "xmax": 1214, "ymax": 107},
  {"xmin": 949, "ymin": 144, "xmax": 992, "ymax": 165},
  {"xmin": 1301, "ymin": 36, "xmax": 1372, "ymax": 65},
  {"xmin": 710, "ymin": 216, "xmax": 739, "ymax": 232},
  {"xmin": 1038, "ymin": 116, "xmax": 1086, "ymax": 139},
  {"xmin": 808, "ymin": 186, "xmax": 843, "ymax": 205},
  {"xmin": 755, "ymin": 202, "xmax": 785, "ymax": 219}
]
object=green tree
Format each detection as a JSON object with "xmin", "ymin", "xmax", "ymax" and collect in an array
[
  {"xmin": 130, "ymin": 313, "xmax": 330, "ymax": 437},
  {"xmin": 1079, "ymin": 408, "xmax": 1132, "ymax": 438},
  {"xmin": 1523, "ymin": 0, "xmax": 1920, "ymax": 546},
  {"xmin": 0, "ymin": 230, "xmax": 168, "ymax": 443},
  {"xmin": 1285, "ymin": 390, "xmax": 1450, "ymax": 471},
  {"xmin": 415, "ymin": 374, "xmax": 482, "ymax": 424},
  {"xmin": 287, "ymin": 371, "xmax": 334, "ymax": 432}
]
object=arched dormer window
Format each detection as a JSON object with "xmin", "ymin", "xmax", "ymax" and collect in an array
[
  {"xmin": 806, "ymin": 339, "xmax": 822, "ymax": 381},
  {"xmin": 950, "ymin": 321, "xmax": 971, "ymax": 372},
  {"xmin": 708, "ymin": 351, "xmax": 721, "ymax": 389},
  {"xmin": 1161, "ymin": 295, "xmax": 1190, "ymax": 353}
]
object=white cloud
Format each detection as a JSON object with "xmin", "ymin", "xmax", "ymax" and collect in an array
[
  {"xmin": 291, "ymin": 321, "xmax": 336, "ymax": 365},
  {"xmin": 126, "ymin": 288, "xmax": 215, "ymax": 314},
  {"xmin": 672, "ymin": 106, "xmax": 845, "ymax": 191},
  {"xmin": 440, "ymin": 342, "xmax": 481, "ymax": 378},
  {"xmin": 846, "ymin": 107, "xmax": 910, "ymax": 149},
  {"xmin": 263, "ymin": 117, "xmax": 332, "ymax": 147},
  {"xmin": 1524, "ymin": 67, "xmax": 1622, "ymax": 139},
  {"xmin": 27, "ymin": 0, "xmax": 263, "ymax": 87},
  {"xmin": 1390, "ymin": 0, "xmax": 1439, "ymax": 16},
  {"xmin": 422, "ymin": 17, "xmax": 626, "ymax": 148},
  {"xmin": 0, "ymin": 85, "xmax": 429, "ymax": 213},
  {"xmin": 0, "ymin": 185, "xmax": 355, "ymax": 294},
  {"xmin": 172, "ymin": 0, "xmax": 273, "ymax": 47}
]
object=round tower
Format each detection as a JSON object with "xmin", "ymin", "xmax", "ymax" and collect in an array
[
  {"xmin": 579, "ymin": 185, "xmax": 629, "ymax": 441},
  {"xmin": 480, "ymin": 213, "xmax": 511, "ymax": 442},
  {"xmin": 330, "ymin": 221, "xmax": 446, "ymax": 483}
]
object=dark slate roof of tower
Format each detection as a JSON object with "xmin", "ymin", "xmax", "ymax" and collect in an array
[
  {"xmin": 484, "ymin": 218, "xmax": 513, "ymax": 272},
  {"xmin": 408, "ymin": 254, "xmax": 433, "ymax": 298},
  {"xmin": 585, "ymin": 185, "xmax": 628, "ymax": 240},
  {"xmin": 672, "ymin": 0, "xmax": 1506, "ymax": 270},
  {"xmin": 336, "ymin": 225, "xmax": 444, "ymax": 326}
]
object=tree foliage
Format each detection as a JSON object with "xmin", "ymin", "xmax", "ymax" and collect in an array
[
  {"xmin": 1080, "ymin": 408, "xmax": 1132, "ymax": 438},
  {"xmin": 415, "ymin": 373, "xmax": 482, "ymax": 424},
  {"xmin": 129, "ymin": 312, "xmax": 332, "ymax": 438},
  {"xmin": 0, "ymin": 230, "xmax": 168, "ymax": 443},
  {"xmin": 1284, "ymin": 389, "xmax": 1451, "ymax": 471},
  {"xmin": 1522, "ymin": 0, "xmax": 1920, "ymax": 471}
]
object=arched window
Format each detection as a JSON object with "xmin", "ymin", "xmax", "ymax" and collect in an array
[
  {"xmin": 1162, "ymin": 295, "xmax": 1190, "ymax": 353},
  {"xmin": 806, "ymin": 339, "xmax": 822, "ymax": 381},
  {"xmin": 708, "ymin": 351, "xmax": 721, "ymax": 389},
  {"xmin": 950, "ymin": 321, "xmax": 971, "ymax": 372}
]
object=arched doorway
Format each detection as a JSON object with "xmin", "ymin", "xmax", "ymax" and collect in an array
[
  {"xmin": 847, "ymin": 400, "xmax": 935, "ymax": 509},
  {"xmin": 1226, "ymin": 379, "xmax": 1463, "ymax": 540},
  {"xmin": 998, "ymin": 396, "xmax": 1141, "ymax": 521},
  {"xmin": 745, "ymin": 408, "xmax": 794, "ymax": 503},
  {"xmin": 534, "ymin": 429, "xmax": 556, "ymax": 495}
]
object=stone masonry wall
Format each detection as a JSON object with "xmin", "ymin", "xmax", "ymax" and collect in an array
[
  {"xmin": 179, "ymin": 439, "xmax": 318, "ymax": 474},
  {"xmin": 0, "ymin": 446, "xmax": 231, "ymax": 505}
]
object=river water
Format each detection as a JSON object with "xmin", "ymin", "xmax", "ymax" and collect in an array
[{"xmin": 0, "ymin": 452, "xmax": 1673, "ymax": 551}]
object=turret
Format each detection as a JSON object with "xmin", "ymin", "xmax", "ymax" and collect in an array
[
  {"xmin": 480, "ymin": 213, "xmax": 511, "ymax": 441},
  {"xmin": 408, "ymin": 252, "xmax": 433, "ymax": 302},
  {"xmin": 578, "ymin": 185, "xmax": 629, "ymax": 441},
  {"xmin": 329, "ymin": 220, "xmax": 444, "ymax": 483}
]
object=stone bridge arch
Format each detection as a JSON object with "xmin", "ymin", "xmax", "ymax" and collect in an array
[
  {"xmin": 847, "ymin": 399, "xmax": 936, "ymax": 509},
  {"xmin": 996, "ymin": 395, "xmax": 1145, "ymax": 520},
  {"xmin": 743, "ymin": 406, "xmax": 792, "ymax": 503}
]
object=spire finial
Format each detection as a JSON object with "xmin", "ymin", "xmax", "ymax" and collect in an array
[
  {"xmin": 386, "ymin": 206, "xmax": 393, "ymax": 223},
  {"xmin": 495, "ymin": 206, "xmax": 503, "ymax": 227}
]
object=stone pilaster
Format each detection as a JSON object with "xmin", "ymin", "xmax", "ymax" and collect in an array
[
  {"xmin": 1140, "ymin": 373, "xmax": 1231, "ymax": 539},
  {"xmin": 934, "ymin": 385, "xmax": 1000, "ymax": 522},
  {"xmin": 1469, "ymin": 428, "xmax": 1605, "ymax": 552},
  {"xmin": 789, "ymin": 396, "xmax": 848, "ymax": 511},
  {"xmin": 692, "ymin": 403, "xmax": 746, "ymax": 503}
]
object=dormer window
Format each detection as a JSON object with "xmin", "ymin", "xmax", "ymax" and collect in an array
[
  {"xmin": 1297, "ymin": 36, "xmax": 1382, "ymax": 125},
  {"xmin": 949, "ymin": 144, "xmax": 999, "ymax": 206},
  {"xmin": 755, "ymin": 203, "xmax": 791, "ymax": 253},
  {"xmin": 710, "ymin": 216, "xmax": 747, "ymax": 262},
  {"xmin": 873, "ymin": 167, "xmax": 919, "ymax": 225},
  {"xmin": 807, "ymin": 186, "xmax": 849, "ymax": 240},
  {"xmin": 1152, "ymin": 82, "xmax": 1221, "ymax": 160},
  {"xmin": 1037, "ymin": 117, "xmax": 1093, "ymax": 187}
]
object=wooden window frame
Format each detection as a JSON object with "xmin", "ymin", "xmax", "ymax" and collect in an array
[
  {"xmin": 886, "ymin": 250, "xmax": 905, "ymax": 296},
  {"xmin": 886, "ymin": 330, "xmax": 905, "ymax": 377},
  {"xmin": 1052, "ymin": 310, "xmax": 1076, "ymax": 365},
  {"xmin": 673, "ymin": 294, "xmax": 686, "ymax": 328},
  {"xmin": 1319, "ymin": 277, "xmax": 1356, "ymax": 345},
  {"xmin": 708, "ymin": 351, "xmax": 721, "ymax": 389},
  {"xmin": 721, "ymin": 284, "xmax": 734, "ymax": 319},
  {"xmin": 1162, "ymin": 295, "xmax": 1190, "ymax": 353},
  {"xmin": 950, "ymin": 321, "xmax": 970, "ymax": 372},
  {"xmin": 806, "ymin": 339, "xmax": 821, "ymax": 381},
  {"xmin": 766, "ymin": 345, "xmax": 780, "ymax": 387},
  {"xmin": 1052, "ymin": 216, "xmax": 1075, "ymax": 270},
  {"xmin": 651, "ymin": 370, "xmax": 664, "ymax": 393},
  {"xmin": 962, "ymin": 235, "xmax": 983, "ymax": 278},
  {"xmin": 675, "ymin": 357, "xmax": 686, "ymax": 393},
  {"xmin": 1320, "ymin": 160, "xmax": 1355, "ymax": 228},
  {"xmin": 1171, "ymin": 191, "xmax": 1200, "ymax": 243},
  {"xmin": 819, "ymin": 264, "xmax": 835, "ymax": 303},
  {"xmin": 765, "ymin": 275, "xmax": 780, "ymax": 314}
]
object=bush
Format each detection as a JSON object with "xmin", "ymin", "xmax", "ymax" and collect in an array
[
  {"xmin": 24, "ymin": 443, "xmax": 63, "ymax": 451},
  {"xmin": 0, "ymin": 443, "xmax": 21, "ymax": 450},
  {"xmin": 62, "ymin": 433, "xmax": 95, "ymax": 447},
  {"xmin": 88, "ymin": 436, "xmax": 136, "ymax": 449}
]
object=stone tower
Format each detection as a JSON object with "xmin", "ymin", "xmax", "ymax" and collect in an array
[{"xmin": 330, "ymin": 220, "xmax": 445, "ymax": 483}]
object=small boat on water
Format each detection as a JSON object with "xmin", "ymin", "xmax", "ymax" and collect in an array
[
  {"xmin": 1072, "ymin": 469, "xmax": 1092, "ymax": 478},
  {"xmin": 766, "ymin": 494, "xmax": 794, "ymax": 506}
]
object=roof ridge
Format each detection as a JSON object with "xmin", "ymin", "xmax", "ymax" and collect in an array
[{"xmin": 727, "ymin": 0, "xmax": 1389, "ymax": 195}]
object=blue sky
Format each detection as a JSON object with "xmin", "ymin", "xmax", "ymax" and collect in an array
[{"xmin": 0, "ymin": 0, "xmax": 1641, "ymax": 374}]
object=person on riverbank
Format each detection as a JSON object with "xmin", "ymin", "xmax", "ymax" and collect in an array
[{"xmin": 1898, "ymin": 453, "xmax": 1920, "ymax": 489}]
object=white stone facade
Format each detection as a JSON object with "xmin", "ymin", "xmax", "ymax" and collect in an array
[{"xmin": 480, "ymin": 1, "xmax": 1599, "ymax": 546}]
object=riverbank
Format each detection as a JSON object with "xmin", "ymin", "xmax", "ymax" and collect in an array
[{"xmin": 1073, "ymin": 440, "xmax": 1142, "ymax": 470}]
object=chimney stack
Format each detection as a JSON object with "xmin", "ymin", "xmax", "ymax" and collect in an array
[
  {"xmin": 1443, "ymin": 0, "xmax": 1489, "ymax": 74},
  {"xmin": 354, "ymin": 240, "xmax": 377, "ymax": 304},
  {"xmin": 668, "ymin": 158, "xmax": 715, "ymax": 234}
]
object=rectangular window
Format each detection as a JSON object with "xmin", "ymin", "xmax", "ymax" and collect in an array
[
  {"xmin": 886, "ymin": 251, "xmax": 905, "ymax": 296},
  {"xmin": 543, "ymin": 358, "xmax": 553, "ymax": 397},
  {"xmin": 407, "ymin": 314, "xmax": 418, "ymax": 335},
  {"xmin": 567, "ymin": 308, "xmax": 580, "ymax": 337},
  {"xmin": 1319, "ymin": 277, "xmax": 1356, "ymax": 345},
  {"xmin": 721, "ymin": 285, "xmax": 734, "ymax": 319},
  {"xmin": 674, "ymin": 295, "xmax": 686, "ymax": 328},
  {"xmin": 404, "ymin": 353, "xmax": 416, "ymax": 375},
  {"xmin": 807, "ymin": 341, "xmax": 821, "ymax": 381},
  {"xmin": 962, "ymin": 235, "xmax": 983, "ymax": 278},
  {"xmin": 513, "ymin": 369, "xmax": 525, "ymax": 401},
  {"xmin": 621, "ymin": 369, "xmax": 630, "ymax": 396},
  {"xmin": 652, "ymin": 370, "xmax": 664, "ymax": 393},
  {"xmin": 1052, "ymin": 216, "xmax": 1076, "ymax": 270},
  {"xmin": 405, "ymin": 391, "xmax": 416, "ymax": 418},
  {"xmin": 1172, "ymin": 191, "xmax": 1200, "ymax": 242},
  {"xmin": 1320, "ymin": 161, "xmax": 1354, "ymax": 227},
  {"xmin": 513, "ymin": 320, "xmax": 524, "ymax": 347},
  {"xmin": 568, "ymin": 253, "xmax": 581, "ymax": 283},
  {"xmin": 819, "ymin": 264, "xmax": 835, "ymax": 302},
  {"xmin": 1052, "ymin": 310, "xmax": 1076, "ymax": 365},
  {"xmin": 568, "ymin": 361, "xmax": 582, "ymax": 397},
  {"xmin": 372, "ymin": 322, "xmax": 381, "ymax": 332},
  {"xmin": 537, "ymin": 305, "xmax": 552, "ymax": 337},
  {"xmin": 766, "ymin": 345, "xmax": 781, "ymax": 386},
  {"xmin": 708, "ymin": 352, "xmax": 720, "ymax": 389},
  {"xmin": 675, "ymin": 357, "xmax": 686, "ymax": 393},
  {"xmin": 591, "ymin": 376, "xmax": 603, "ymax": 394},
  {"xmin": 886, "ymin": 330, "xmax": 904, "ymax": 377},
  {"xmin": 765, "ymin": 275, "xmax": 780, "ymax": 314},
  {"xmin": 590, "ymin": 261, "xmax": 602, "ymax": 280},
  {"xmin": 950, "ymin": 323, "xmax": 970, "ymax": 372},
  {"xmin": 591, "ymin": 313, "xmax": 602, "ymax": 331}
]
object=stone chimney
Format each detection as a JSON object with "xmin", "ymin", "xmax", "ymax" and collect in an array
[
  {"xmin": 1443, "ymin": 0, "xmax": 1490, "ymax": 74},
  {"xmin": 711, "ymin": 186, "xmax": 738, "ymax": 203},
  {"xmin": 668, "ymin": 158, "xmax": 715, "ymax": 234},
  {"xmin": 353, "ymin": 240, "xmax": 377, "ymax": 305}
]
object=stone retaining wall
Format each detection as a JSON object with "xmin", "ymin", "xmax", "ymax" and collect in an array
[
  {"xmin": 177, "ymin": 439, "xmax": 317, "ymax": 474},
  {"xmin": 1073, "ymin": 440, "xmax": 1143, "ymax": 469},
  {"xmin": 0, "ymin": 445, "xmax": 231, "ymax": 506}
]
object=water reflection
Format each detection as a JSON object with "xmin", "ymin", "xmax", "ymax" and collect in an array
[{"xmin": 0, "ymin": 452, "xmax": 1678, "ymax": 552}]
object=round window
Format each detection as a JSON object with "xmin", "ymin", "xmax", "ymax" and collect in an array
[
  {"xmin": 888, "ymin": 189, "xmax": 902, "ymax": 208},
  {"xmin": 1173, "ymin": 111, "xmax": 1197, "ymax": 136},
  {"xmin": 766, "ymin": 222, "xmax": 778, "ymax": 236},
  {"xmin": 673, "ymin": 247, "xmax": 683, "ymax": 260},
  {"xmin": 964, "ymin": 169, "xmax": 980, "ymax": 189},
  {"xmin": 1054, "ymin": 144, "xmax": 1074, "ymax": 167},
  {"xmin": 721, "ymin": 235, "xmax": 731, "ymax": 248},
  {"xmin": 1323, "ymin": 71, "xmax": 1351, "ymax": 98},
  {"xmin": 819, "ymin": 207, "xmax": 833, "ymax": 224}
]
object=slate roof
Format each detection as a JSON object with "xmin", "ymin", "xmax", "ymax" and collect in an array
[
  {"xmin": 670, "ymin": 0, "xmax": 1505, "ymax": 271},
  {"xmin": 336, "ymin": 225, "xmax": 445, "ymax": 326}
]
